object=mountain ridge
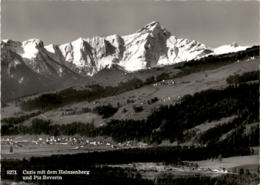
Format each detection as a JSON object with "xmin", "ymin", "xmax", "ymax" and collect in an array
[
  {"xmin": 2, "ymin": 21, "xmax": 249, "ymax": 76},
  {"xmin": 1, "ymin": 21, "xmax": 250, "ymax": 101}
]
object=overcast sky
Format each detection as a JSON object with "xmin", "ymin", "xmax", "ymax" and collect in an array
[{"xmin": 2, "ymin": 0, "xmax": 259, "ymax": 47}]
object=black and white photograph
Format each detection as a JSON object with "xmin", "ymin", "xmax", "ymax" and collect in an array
[{"xmin": 1, "ymin": 0, "xmax": 259, "ymax": 185}]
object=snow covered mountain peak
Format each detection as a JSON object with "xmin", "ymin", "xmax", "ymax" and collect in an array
[
  {"xmin": 20, "ymin": 39, "xmax": 44, "ymax": 59},
  {"xmin": 1, "ymin": 21, "xmax": 250, "ymax": 77},
  {"xmin": 59, "ymin": 37, "xmax": 94, "ymax": 75},
  {"xmin": 72, "ymin": 37, "xmax": 87, "ymax": 47},
  {"xmin": 1, "ymin": 39, "xmax": 22, "ymax": 54},
  {"xmin": 22, "ymin": 38, "xmax": 44, "ymax": 47},
  {"xmin": 214, "ymin": 43, "xmax": 249, "ymax": 55},
  {"xmin": 135, "ymin": 21, "xmax": 171, "ymax": 39},
  {"xmin": 138, "ymin": 21, "xmax": 160, "ymax": 31}
]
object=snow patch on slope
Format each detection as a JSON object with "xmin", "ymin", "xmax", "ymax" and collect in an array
[
  {"xmin": 45, "ymin": 44, "xmax": 56, "ymax": 54},
  {"xmin": 214, "ymin": 43, "xmax": 249, "ymax": 55},
  {"xmin": 20, "ymin": 39, "xmax": 43, "ymax": 59}
]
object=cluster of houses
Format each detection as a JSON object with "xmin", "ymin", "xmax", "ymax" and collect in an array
[
  {"xmin": 1, "ymin": 136, "xmax": 149, "ymax": 151},
  {"xmin": 192, "ymin": 167, "xmax": 229, "ymax": 174},
  {"xmin": 153, "ymin": 80, "xmax": 175, "ymax": 87},
  {"xmin": 160, "ymin": 96, "xmax": 181, "ymax": 103},
  {"xmin": 247, "ymin": 56, "xmax": 256, "ymax": 61},
  {"xmin": 2, "ymin": 136, "xmax": 115, "ymax": 149}
]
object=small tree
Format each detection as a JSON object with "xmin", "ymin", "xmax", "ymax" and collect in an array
[
  {"xmin": 245, "ymin": 169, "xmax": 250, "ymax": 175},
  {"xmin": 133, "ymin": 105, "xmax": 143, "ymax": 113},
  {"xmin": 239, "ymin": 168, "xmax": 244, "ymax": 175},
  {"xmin": 9, "ymin": 145, "xmax": 13, "ymax": 153},
  {"xmin": 218, "ymin": 154, "xmax": 222, "ymax": 162},
  {"xmin": 226, "ymin": 74, "xmax": 240, "ymax": 86}
]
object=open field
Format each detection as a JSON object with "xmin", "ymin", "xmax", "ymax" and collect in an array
[
  {"xmin": 195, "ymin": 155, "xmax": 259, "ymax": 170},
  {"xmin": 107, "ymin": 162, "xmax": 230, "ymax": 180},
  {"xmin": 105, "ymin": 154, "xmax": 259, "ymax": 181}
]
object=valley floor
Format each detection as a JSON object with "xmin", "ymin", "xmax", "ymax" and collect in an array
[
  {"xmin": 2, "ymin": 135, "xmax": 258, "ymax": 172},
  {"xmin": 195, "ymin": 154, "xmax": 258, "ymax": 172},
  {"xmin": 105, "ymin": 154, "xmax": 259, "ymax": 180},
  {"xmin": 1, "ymin": 135, "xmax": 149, "ymax": 159}
]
